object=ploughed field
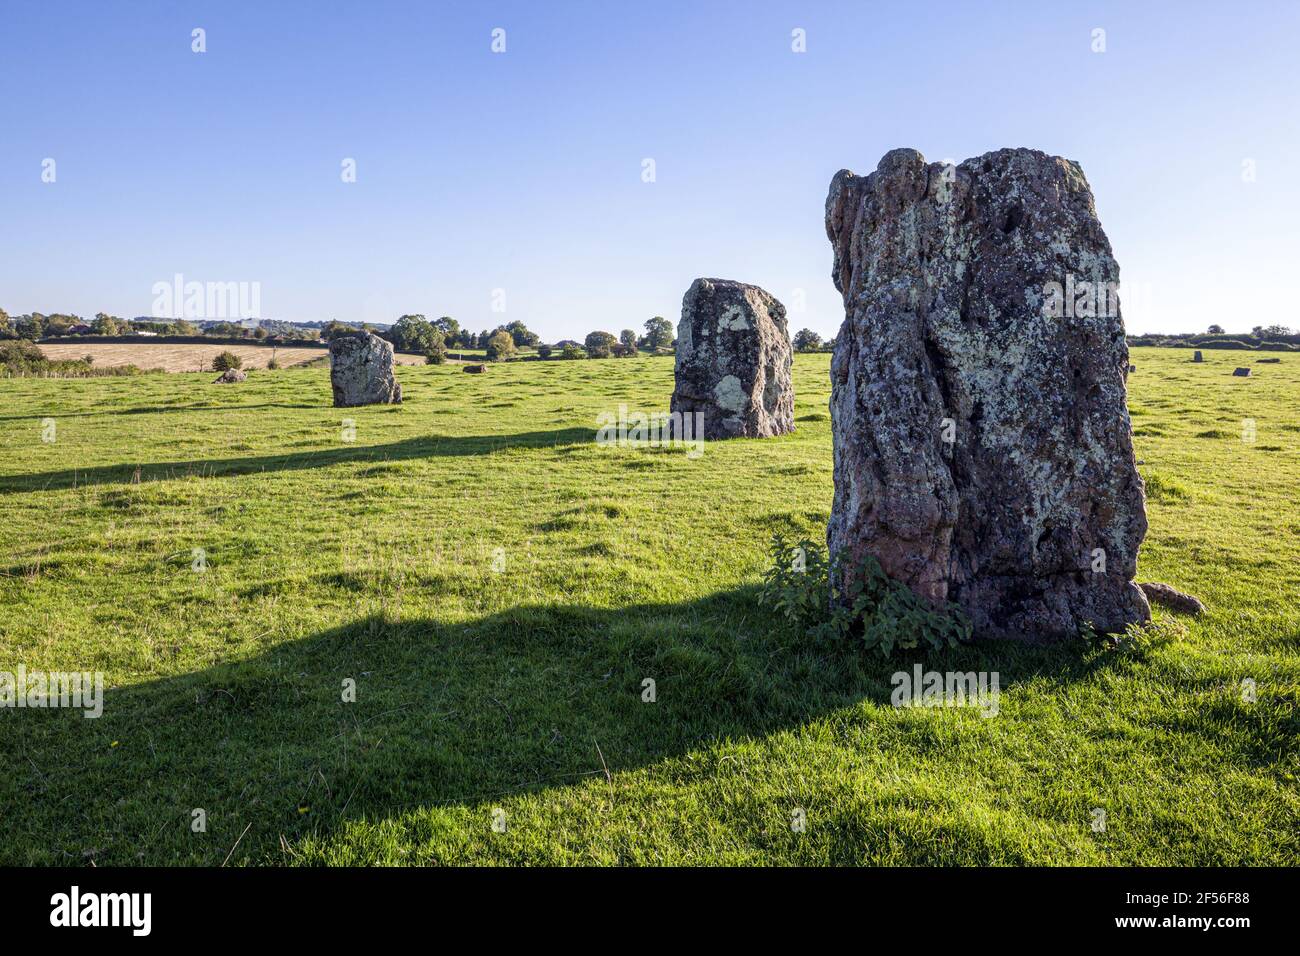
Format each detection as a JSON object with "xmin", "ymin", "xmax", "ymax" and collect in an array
[
  {"xmin": 0, "ymin": 348, "xmax": 1295, "ymax": 865},
  {"xmin": 36, "ymin": 341, "xmax": 428, "ymax": 372}
]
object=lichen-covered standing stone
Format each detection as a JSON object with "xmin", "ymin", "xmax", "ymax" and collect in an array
[
  {"xmin": 824, "ymin": 147, "xmax": 1149, "ymax": 641},
  {"xmin": 670, "ymin": 278, "xmax": 794, "ymax": 439},
  {"xmin": 329, "ymin": 331, "xmax": 402, "ymax": 407}
]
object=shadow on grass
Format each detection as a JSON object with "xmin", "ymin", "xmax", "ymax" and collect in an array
[
  {"xmin": 0, "ymin": 428, "xmax": 595, "ymax": 492},
  {"xmin": 0, "ymin": 585, "xmax": 1125, "ymax": 865},
  {"xmin": 0, "ymin": 402, "xmax": 323, "ymax": 422}
]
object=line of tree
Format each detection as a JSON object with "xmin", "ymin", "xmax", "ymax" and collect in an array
[
  {"xmin": 1128, "ymin": 325, "xmax": 1299, "ymax": 350},
  {"xmin": 0, "ymin": 307, "xmax": 687, "ymax": 361}
]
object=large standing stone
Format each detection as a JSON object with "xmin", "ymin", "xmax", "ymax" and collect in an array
[
  {"xmin": 670, "ymin": 278, "xmax": 794, "ymax": 439},
  {"xmin": 824, "ymin": 147, "xmax": 1149, "ymax": 641},
  {"xmin": 329, "ymin": 331, "xmax": 402, "ymax": 407}
]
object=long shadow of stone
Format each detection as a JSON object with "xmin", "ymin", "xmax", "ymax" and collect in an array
[
  {"xmin": 0, "ymin": 428, "xmax": 595, "ymax": 492},
  {"xmin": 0, "ymin": 587, "xmax": 1119, "ymax": 865},
  {"xmin": 0, "ymin": 402, "xmax": 322, "ymax": 422}
]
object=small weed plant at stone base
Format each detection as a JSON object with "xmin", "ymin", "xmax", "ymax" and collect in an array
[{"xmin": 760, "ymin": 534, "xmax": 971, "ymax": 656}]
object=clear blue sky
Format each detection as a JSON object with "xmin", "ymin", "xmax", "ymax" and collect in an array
[{"xmin": 2, "ymin": 0, "xmax": 1296, "ymax": 339}]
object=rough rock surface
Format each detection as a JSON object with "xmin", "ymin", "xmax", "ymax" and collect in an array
[
  {"xmin": 1232, "ymin": 367, "xmax": 1251, "ymax": 377},
  {"xmin": 1138, "ymin": 582, "xmax": 1206, "ymax": 615},
  {"xmin": 824, "ymin": 147, "xmax": 1149, "ymax": 641},
  {"xmin": 329, "ymin": 331, "xmax": 402, "ymax": 407},
  {"xmin": 1193, "ymin": 350, "xmax": 1203, "ymax": 362},
  {"xmin": 670, "ymin": 278, "xmax": 794, "ymax": 439},
  {"xmin": 213, "ymin": 368, "xmax": 246, "ymax": 384},
  {"xmin": 463, "ymin": 364, "xmax": 486, "ymax": 374}
]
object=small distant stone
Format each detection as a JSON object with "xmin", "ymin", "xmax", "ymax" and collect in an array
[
  {"xmin": 213, "ymin": 368, "xmax": 246, "ymax": 384},
  {"xmin": 1232, "ymin": 367, "xmax": 1251, "ymax": 377},
  {"xmin": 464, "ymin": 364, "xmax": 486, "ymax": 374},
  {"xmin": 1193, "ymin": 351, "xmax": 1203, "ymax": 362},
  {"xmin": 1128, "ymin": 363, "xmax": 1136, "ymax": 372},
  {"xmin": 1138, "ymin": 582, "xmax": 1206, "ymax": 615},
  {"xmin": 1257, "ymin": 357, "xmax": 1281, "ymax": 364}
]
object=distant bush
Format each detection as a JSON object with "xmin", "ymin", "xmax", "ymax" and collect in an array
[
  {"xmin": 793, "ymin": 329, "xmax": 823, "ymax": 352},
  {"xmin": 425, "ymin": 347, "xmax": 447, "ymax": 365},
  {"xmin": 485, "ymin": 331, "xmax": 517, "ymax": 361},
  {"xmin": 0, "ymin": 341, "xmax": 143, "ymax": 378},
  {"xmin": 536, "ymin": 343, "xmax": 553, "ymax": 359},
  {"xmin": 212, "ymin": 351, "xmax": 243, "ymax": 372},
  {"xmin": 267, "ymin": 357, "xmax": 281, "ymax": 370},
  {"xmin": 584, "ymin": 331, "xmax": 617, "ymax": 358},
  {"xmin": 559, "ymin": 343, "xmax": 586, "ymax": 360}
]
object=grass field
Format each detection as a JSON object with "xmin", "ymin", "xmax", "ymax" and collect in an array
[
  {"xmin": 0, "ymin": 347, "xmax": 1296, "ymax": 865},
  {"xmin": 34, "ymin": 341, "xmax": 432, "ymax": 372}
]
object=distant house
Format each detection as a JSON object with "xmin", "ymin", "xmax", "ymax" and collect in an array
[{"xmin": 67, "ymin": 324, "xmax": 93, "ymax": 335}]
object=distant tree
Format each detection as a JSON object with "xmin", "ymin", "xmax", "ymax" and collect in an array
[
  {"xmin": 585, "ymin": 330, "xmax": 617, "ymax": 358},
  {"xmin": 212, "ymin": 351, "xmax": 243, "ymax": 372},
  {"xmin": 433, "ymin": 316, "xmax": 460, "ymax": 344},
  {"xmin": 505, "ymin": 320, "xmax": 539, "ymax": 347},
  {"xmin": 642, "ymin": 316, "xmax": 673, "ymax": 350},
  {"xmin": 1207, "ymin": 324, "xmax": 1225, "ymax": 335},
  {"xmin": 0, "ymin": 308, "xmax": 12, "ymax": 339},
  {"xmin": 15, "ymin": 314, "xmax": 45, "ymax": 340},
  {"xmin": 171, "ymin": 319, "xmax": 199, "ymax": 336},
  {"xmin": 793, "ymin": 329, "xmax": 823, "ymax": 353},
  {"xmin": 43, "ymin": 314, "xmax": 78, "ymax": 336},
  {"xmin": 321, "ymin": 320, "xmax": 356, "ymax": 342},
  {"xmin": 536, "ymin": 343, "xmax": 553, "ymax": 359},
  {"xmin": 391, "ymin": 314, "xmax": 440, "ymax": 352},
  {"xmin": 93, "ymin": 312, "xmax": 124, "ymax": 335},
  {"xmin": 559, "ymin": 343, "xmax": 586, "ymax": 360},
  {"xmin": 424, "ymin": 346, "xmax": 447, "ymax": 365},
  {"xmin": 620, "ymin": 329, "xmax": 638, "ymax": 353},
  {"xmin": 486, "ymin": 330, "xmax": 517, "ymax": 361}
]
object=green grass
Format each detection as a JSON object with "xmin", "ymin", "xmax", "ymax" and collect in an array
[{"xmin": 0, "ymin": 348, "xmax": 1296, "ymax": 865}]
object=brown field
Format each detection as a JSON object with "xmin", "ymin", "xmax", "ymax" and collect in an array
[{"xmin": 37, "ymin": 341, "xmax": 428, "ymax": 372}]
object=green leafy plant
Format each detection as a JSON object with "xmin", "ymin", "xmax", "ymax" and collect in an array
[{"xmin": 759, "ymin": 533, "xmax": 971, "ymax": 656}]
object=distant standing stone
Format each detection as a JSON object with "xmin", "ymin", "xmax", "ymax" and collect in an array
[
  {"xmin": 463, "ymin": 363, "xmax": 486, "ymax": 374},
  {"xmin": 329, "ymin": 331, "xmax": 402, "ymax": 406},
  {"xmin": 670, "ymin": 278, "xmax": 794, "ymax": 439},
  {"xmin": 824, "ymin": 147, "xmax": 1149, "ymax": 641},
  {"xmin": 1232, "ymin": 367, "xmax": 1252, "ymax": 377},
  {"xmin": 1193, "ymin": 351, "xmax": 1203, "ymax": 362}
]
